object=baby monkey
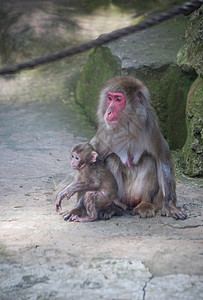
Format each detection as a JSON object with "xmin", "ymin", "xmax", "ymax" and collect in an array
[{"xmin": 55, "ymin": 143, "xmax": 121, "ymax": 222}]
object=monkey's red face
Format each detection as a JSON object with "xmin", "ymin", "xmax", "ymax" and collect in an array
[{"xmin": 104, "ymin": 92, "xmax": 126, "ymax": 125}]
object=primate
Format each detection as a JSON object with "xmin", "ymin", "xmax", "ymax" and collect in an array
[
  {"xmin": 55, "ymin": 143, "xmax": 121, "ymax": 222},
  {"xmin": 90, "ymin": 76, "xmax": 187, "ymax": 220}
]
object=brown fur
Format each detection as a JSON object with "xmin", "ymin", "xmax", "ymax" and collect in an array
[
  {"xmin": 56, "ymin": 143, "xmax": 122, "ymax": 222},
  {"xmin": 90, "ymin": 76, "xmax": 186, "ymax": 220}
]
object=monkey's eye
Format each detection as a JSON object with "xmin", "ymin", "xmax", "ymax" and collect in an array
[
  {"xmin": 108, "ymin": 96, "xmax": 112, "ymax": 101},
  {"xmin": 116, "ymin": 97, "xmax": 122, "ymax": 102},
  {"xmin": 75, "ymin": 156, "xmax": 80, "ymax": 160}
]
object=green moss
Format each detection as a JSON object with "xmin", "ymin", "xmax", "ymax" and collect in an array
[
  {"xmin": 180, "ymin": 78, "xmax": 203, "ymax": 177},
  {"xmin": 177, "ymin": 6, "xmax": 203, "ymax": 77},
  {"xmin": 161, "ymin": 66, "xmax": 196, "ymax": 149},
  {"xmin": 75, "ymin": 47, "xmax": 121, "ymax": 123}
]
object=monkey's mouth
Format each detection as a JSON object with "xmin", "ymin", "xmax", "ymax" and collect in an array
[
  {"xmin": 72, "ymin": 166, "xmax": 79, "ymax": 170},
  {"xmin": 107, "ymin": 120, "xmax": 118, "ymax": 126}
]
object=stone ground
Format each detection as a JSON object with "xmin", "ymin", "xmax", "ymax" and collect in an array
[{"xmin": 0, "ymin": 97, "xmax": 202, "ymax": 300}]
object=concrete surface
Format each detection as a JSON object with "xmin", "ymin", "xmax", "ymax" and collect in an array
[{"xmin": 0, "ymin": 98, "xmax": 202, "ymax": 299}]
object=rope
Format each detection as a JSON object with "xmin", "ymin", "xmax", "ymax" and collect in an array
[{"xmin": 0, "ymin": 0, "xmax": 202, "ymax": 75}]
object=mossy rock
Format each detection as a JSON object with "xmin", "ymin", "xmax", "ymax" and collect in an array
[
  {"xmin": 76, "ymin": 16, "xmax": 197, "ymax": 149},
  {"xmin": 177, "ymin": 6, "xmax": 203, "ymax": 77},
  {"xmin": 76, "ymin": 44, "xmax": 195, "ymax": 149},
  {"xmin": 76, "ymin": 47, "xmax": 121, "ymax": 124},
  {"xmin": 75, "ymin": 15, "xmax": 196, "ymax": 149},
  {"xmin": 180, "ymin": 77, "xmax": 203, "ymax": 177}
]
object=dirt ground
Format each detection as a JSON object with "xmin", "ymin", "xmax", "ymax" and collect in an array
[{"xmin": 0, "ymin": 98, "xmax": 202, "ymax": 299}]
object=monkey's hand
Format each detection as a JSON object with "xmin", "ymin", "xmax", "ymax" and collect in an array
[
  {"xmin": 56, "ymin": 202, "xmax": 61, "ymax": 212},
  {"xmin": 55, "ymin": 191, "xmax": 66, "ymax": 212},
  {"xmin": 56, "ymin": 195, "xmax": 62, "ymax": 212},
  {"xmin": 55, "ymin": 184, "xmax": 74, "ymax": 212},
  {"xmin": 65, "ymin": 189, "xmax": 74, "ymax": 200}
]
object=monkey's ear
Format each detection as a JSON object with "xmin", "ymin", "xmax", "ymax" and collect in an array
[
  {"xmin": 136, "ymin": 91, "xmax": 143, "ymax": 102},
  {"xmin": 91, "ymin": 151, "xmax": 98, "ymax": 163}
]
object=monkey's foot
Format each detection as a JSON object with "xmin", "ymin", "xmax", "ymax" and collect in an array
[
  {"xmin": 99, "ymin": 205, "xmax": 123, "ymax": 220},
  {"xmin": 63, "ymin": 212, "xmax": 72, "ymax": 221},
  {"xmin": 63, "ymin": 212, "xmax": 79, "ymax": 221},
  {"xmin": 162, "ymin": 203, "xmax": 187, "ymax": 220},
  {"xmin": 132, "ymin": 203, "xmax": 157, "ymax": 218},
  {"xmin": 71, "ymin": 215, "xmax": 97, "ymax": 222},
  {"xmin": 63, "ymin": 207, "xmax": 87, "ymax": 221},
  {"xmin": 63, "ymin": 213, "xmax": 83, "ymax": 222}
]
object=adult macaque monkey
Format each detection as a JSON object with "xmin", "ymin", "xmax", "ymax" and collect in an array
[
  {"xmin": 90, "ymin": 76, "xmax": 186, "ymax": 220},
  {"xmin": 55, "ymin": 143, "xmax": 122, "ymax": 222}
]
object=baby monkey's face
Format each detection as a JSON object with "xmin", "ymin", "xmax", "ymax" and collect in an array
[{"xmin": 71, "ymin": 151, "xmax": 82, "ymax": 170}]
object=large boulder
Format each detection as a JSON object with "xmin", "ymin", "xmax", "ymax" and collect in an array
[
  {"xmin": 180, "ymin": 78, "xmax": 203, "ymax": 177},
  {"xmin": 178, "ymin": 6, "xmax": 203, "ymax": 177},
  {"xmin": 177, "ymin": 6, "xmax": 203, "ymax": 77},
  {"xmin": 76, "ymin": 16, "xmax": 196, "ymax": 149}
]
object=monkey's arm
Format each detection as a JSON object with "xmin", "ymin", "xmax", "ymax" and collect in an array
[
  {"xmin": 56, "ymin": 181, "xmax": 85, "ymax": 212},
  {"xmin": 55, "ymin": 179, "xmax": 100, "ymax": 212}
]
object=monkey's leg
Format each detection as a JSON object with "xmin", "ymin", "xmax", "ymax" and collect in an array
[
  {"xmin": 99, "ymin": 203, "xmax": 123, "ymax": 220},
  {"xmin": 73, "ymin": 192, "xmax": 122, "ymax": 222},
  {"xmin": 104, "ymin": 205, "xmax": 123, "ymax": 219},
  {"xmin": 162, "ymin": 202, "xmax": 187, "ymax": 220},
  {"xmin": 132, "ymin": 202, "xmax": 157, "ymax": 218},
  {"xmin": 131, "ymin": 156, "xmax": 159, "ymax": 218},
  {"xmin": 71, "ymin": 213, "xmax": 97, "ymax": 222},
  {"xmin": 71, "ymin": 191, "xmax": 99, "ymax": 222},
  {"xmin": 131, "ymin": 186, "xmax": 158, "ymax": 218},
  {"xmin": 161, "ymin": 188, "xmax": 187, "ymax": 220},
  {"xmin": 64, "ymin": 193, "xmax": 87, "ymax": 221},
  {"xmin": 64, "ymin": 207, "xmax": 87, "ymax": 221},
  {"xmin": 161, "ymin": 163, "xmax": 187, "ymax": 220}
]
